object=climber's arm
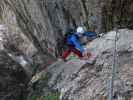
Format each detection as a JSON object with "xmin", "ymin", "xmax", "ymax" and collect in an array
[
  {"xmin": 71, "ymin": 36, "xmax": 85, "ymax": 54},
  {"xmin": 84, "ymin": 32, "xmax": 97, "ymax": 38}
]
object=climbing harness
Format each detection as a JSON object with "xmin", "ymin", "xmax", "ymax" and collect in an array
[{"xmin": 108, "ymin": 27, "xmax": 119, "ymax": 100}]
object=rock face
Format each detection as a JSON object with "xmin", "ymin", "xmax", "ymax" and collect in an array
[
  {"xmin": 0, "ymin": 25, "xmax": 33, "ymax": 100},
  {"xmin": 46, "ymin": 29, "xmax": 133, "ymax": 100},
  {"xmin": 1, "ymin": 0, "xmax": 133, "ymax": 56},
  {"xmin": 0, "ymin": 0, "xmax": 133, "ymax": 100},
  {"xmin": 0, "ymin": 51, "xmax": 29, "ymax": 100}
]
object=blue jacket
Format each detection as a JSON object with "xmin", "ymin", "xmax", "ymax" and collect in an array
[
  {"xmin": 66, "ymin": 32, "xmax": 97, "ymax": 54},
  {"xmin": 83, "ymin": 32, "xmax": 97, "ymax": 37}
]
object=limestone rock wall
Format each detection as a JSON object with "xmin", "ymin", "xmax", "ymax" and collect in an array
[
  {"xmin": 0, "ymin": 0, "xmax": 103, "ymax": 57},
  {"xmin": 46, "ymin": 29, "xmax": 133, "ymax": 100},
  {"xmin": 0, "ymin": 0, "xmax": 133, "ymax": 100},
  {"xmin": 0, "ymin": 0, "xmax": 133, "ymax": 57}
]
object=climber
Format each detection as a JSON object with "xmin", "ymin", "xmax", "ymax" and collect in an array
[{"xmin": 61, "ymin": 26, "xmax": 97, "ymax": 61}]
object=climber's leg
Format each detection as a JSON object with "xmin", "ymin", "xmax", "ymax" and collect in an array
[
  {"xmin": 70, "ymin": 47, "xmax": 82, "ymax": 58},
  {"xmin": 61, "ymin": 49, "xmax": 71, "ymax": 60}
]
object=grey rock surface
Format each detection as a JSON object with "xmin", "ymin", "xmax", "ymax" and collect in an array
[
  {"xmin": 0, "ymin": 0, "xmax": 133, "ymax": 100},
  {"xmin": 1, "ymin": 0, "xmax": 133, "ymax": 57},
  {"xmin": 47, "ymin": 29, "xmax": 133, "ymax": 100}
]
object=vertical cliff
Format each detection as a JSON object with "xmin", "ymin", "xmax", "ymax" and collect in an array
[
  {"xmin": 0, "ymin": 0, "xmax": 133, "ymax": 100},
  {"xmin": 1, "ymin": 0, "xmax": 133, "ymax": 57},
  {"xmin": 0, "ymin": 0, "xmax": 102, "ymax": 57}
]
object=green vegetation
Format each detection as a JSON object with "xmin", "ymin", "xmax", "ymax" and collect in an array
[
  {"xmin": 41, "ymin": 72, "xmax": 50, "ymax": 82},
  {"xmin": 31, "ymin": 95, "xmax": 38, "ymax": 100},
  {"xmin": 31, "ymin": 91, "xmax": 60, "ymax": 100},
  {"xmin": 84, "ymin": 20, "xmax": 90, "ymax": 31},
  {"xmin": 30, "ymin": 72, "xmax": 60, "ymax": 100},
  {"xmin": 42, "ymin": 92, "xmax": 60, "ymax": 100}
]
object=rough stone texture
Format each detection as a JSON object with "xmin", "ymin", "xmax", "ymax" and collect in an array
[
  {"xmin": 0, "ymin": 0, "xmax": 114, "ymax": 56},
  {"xmin": 0, "ymin": 51, "xmax": 29, "ymax": 100},
  {"xmin": 0, "ymin": 0, "xmax": 133, "ymax": 100},
  {"xmin": 0, "ymin": 24, "xmax": 55, "ymax": 100},
  {"xmin": 46, "ymin": 29, "xmax": 133, "ymax": 100},
  {"xmin": 0, "ymin": 25, "xmax": 34, "ymax": 100},
  {"xmin": 1, "ymin": 0, "xmax": 133, "ymax": 56}
]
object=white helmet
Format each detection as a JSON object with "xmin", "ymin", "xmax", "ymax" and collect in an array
[{"xmin": 76, "ymin": 26, "xmax": 85, "ymax": 34}]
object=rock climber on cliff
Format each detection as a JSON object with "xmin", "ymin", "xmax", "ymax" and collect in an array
[{"xmin": 61, "ymin": 26, "xmax": 97, "ymax": 61}]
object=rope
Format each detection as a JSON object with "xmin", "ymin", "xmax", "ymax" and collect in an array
[{"xmin": 108, "ymin": 27, "xmax": 119, "ymax": 100}]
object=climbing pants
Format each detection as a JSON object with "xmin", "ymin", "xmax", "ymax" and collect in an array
[{"xmin": 61, "ymin": 46, "xmax": 82, "ymax": 60}]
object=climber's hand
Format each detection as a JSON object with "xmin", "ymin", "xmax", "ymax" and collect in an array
[
  {"xmin": 82, "ymin": 51, "xmax": 91, "ymax": 60},
  {"xmin": 82, "ymin": 51, "xmax": 88, "ymax": 57}
]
